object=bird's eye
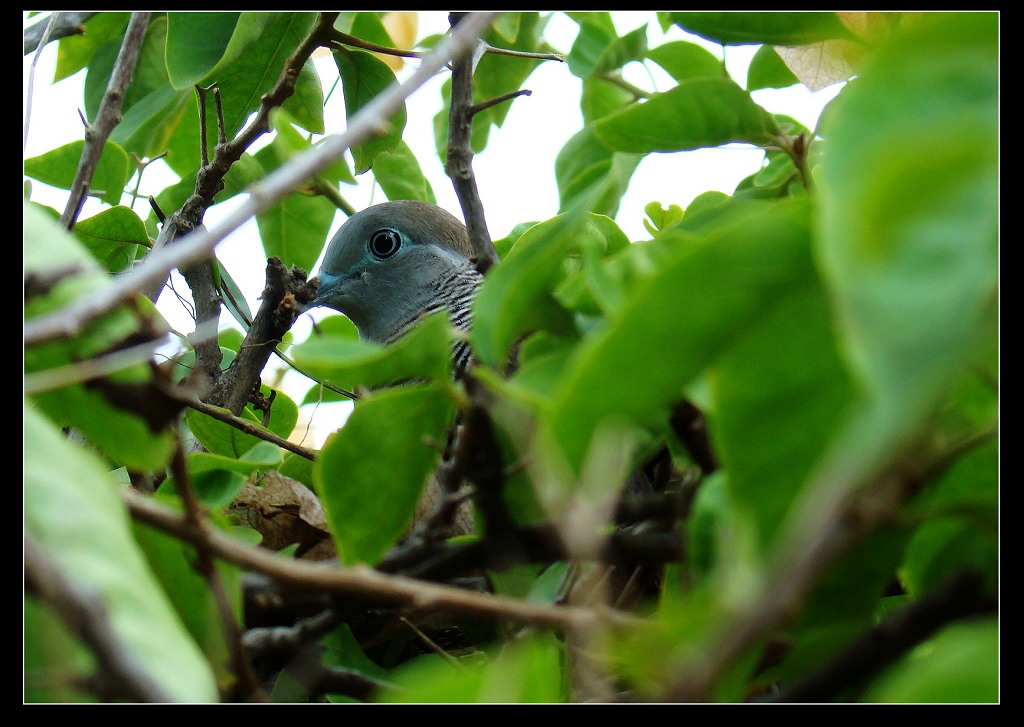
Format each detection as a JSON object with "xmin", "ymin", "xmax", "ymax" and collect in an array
[{"xmin": 368, "ymin": 229, "xmax": 401, "ymax": 260}]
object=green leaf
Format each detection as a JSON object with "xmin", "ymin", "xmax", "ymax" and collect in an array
[
  {"xmin": 24, "ymin": 596, "xmax": 96, "ymax": 703},
  {"xmin": 594, "ymin": 77, "xmax": 780, "ymax": 153},
  {"xmin": 543, "ymin": 199, "xmax": 814, "ymax": 474},
  {"xmin": 334, "ymin": 48, "xmax": 406, "ymax": 174},
  {"xmin": 816, "ymin": 12, "xmax": 998, "ymax": 440},
  {"xmin": 165, "ymin": 12, "xmax": 241, "ymax": 89},
  {"xmin": 667, "ymin": 12, "xmax": 855, "ymax": 46},
  {"xmin": 646, "ymin": 40, "xmax": 723, "ymax": 82},
  {"xmin": 746, "ymin": 45, "xmax": 800, "ymax": 91},
  {"xmin": 567, "ymin": 19, "xmax": 648, "ymax": 78},
  {"xmin": 185, "ymin": 386, "xmax": 298, "ymax": 458},
  {"xmin": 860, "ymin": 619, "xmax": 998, "ymax": 703},
  {"xmin": 372, "ymin": 140, "xmax": 437, "ymax": 203},
  {"xmin": 255, "ymin": 183, "xmax": 337, "ymax": 273},
  {"xmin": 24, "ymin": 139, "xmax": 130, "ymax": 206},
  {"xmin": 54, "ymin": 12, "xmax": 130, "ymax": 82},
  {"xmin": 108, "ymin": 83, "xmax": 191, "ymax": 168},
  {"xmin": 315, "ymin": 385, "xmax": 454, "ymax": 565},
  {"xmin": 555, "ymin": 125, "xmax": 641, "ymax": 217},
  {"xmin": 132, "ymin": 506, "xmax": 244, "ymax": 684},
  {"xmin": 282, "ymin": 59, "xmax": 326, "ymax": 135},
  {"xmin": 580, "ymin": 77, "xmax": 635, "ymax": 124},
  {"xmin": 471, "ymin": 211, "xmax": 596, "ymax": 368},
  {"xmin": 292, "ymin": 312, "xmax": 454, "ymax": 391},
  {"xmin": 71, "ymin": 205, "xmax": 149, "ymax": 273},
  {"xmin": 24, "ymin": 400, "xmax": 218, "ymax": 702},
  {"xmin": 83, "ymin": 16, "xmax": 171, "ymax": 123},
  {"xmin": 433, "ymin": 13, "xmax": 550, "ymax": 159}
]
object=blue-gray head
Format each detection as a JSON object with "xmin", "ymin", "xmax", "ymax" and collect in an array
[{"xmin": 309, "ymin": 201, "xmax": 482, "ymax": 352}]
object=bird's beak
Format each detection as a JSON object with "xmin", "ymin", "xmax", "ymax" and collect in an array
[{"xmin": 305, "ymin": 271, "xmax": 342, "ymax": 310}]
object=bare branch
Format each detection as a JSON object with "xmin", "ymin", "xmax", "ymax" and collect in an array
[
  {"xmin": 168, "ymin": 441, "xmax": 265, "ymax": 701},
  {"xmin": 122, "ymin": 486, "xmax": 639, "ymax": 633},
  {"xmin": 59, "ymin": 12, "xmax": 151, "ymax": 230},
  {"xmin": 23, "ymin": 11, "xmax": 97, "ymax": 55},
  {"xmin": 445, "ymin": 13, "xmax": 501, "ymax": 274}
]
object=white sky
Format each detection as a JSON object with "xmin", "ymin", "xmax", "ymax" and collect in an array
[{"xmin": 24, "ymin": 11, "xmax": 841, "ymax": 445}]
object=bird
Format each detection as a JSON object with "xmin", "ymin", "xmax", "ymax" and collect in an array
[
  {"xmin": 308, "ymin": 199, "xmax": 482, "ymax": 380},
  {"xmin": 307, "ymin": 200, "xmax": 484, "ymax": 537}
]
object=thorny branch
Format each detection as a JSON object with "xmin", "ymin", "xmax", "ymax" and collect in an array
[
  {"xmin": 444, "ymin": 12, "xmax": 501, "ymax": 275},
  {"xmin": 59, "ymin": 12, "xmax": 150, "ymax": 230}
]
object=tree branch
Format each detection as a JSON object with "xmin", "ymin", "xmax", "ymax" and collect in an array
[
  {"xmin": 773, "ymin": 569, "xmax": 997, "ymax": 703},
  {"xmin": 59, "ymin": 12, "xmax": 150, "ymax": 230},
  {"xmin": 121, "ymin": 486, "xmax": 639, "ymax": 633},
  {"xmin": 23, "ymin": 11, "xmax": 97, "ymax": 55},
  {"xmin": 445, "ymin": 12, "xmax": 501, "ymax": 275}
]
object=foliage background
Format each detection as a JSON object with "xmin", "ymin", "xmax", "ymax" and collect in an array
[{"xmin": 24, "ymin": 11, "xmax": 998, "ymax": 703}]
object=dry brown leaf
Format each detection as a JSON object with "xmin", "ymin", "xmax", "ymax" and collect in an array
[
  {"xmin": 231, "ymin": 471, "xmax": 335, "ymax": 561},
  {"xmin": 774, "ymin": 12, "xmax": 912, "ymax": 92},
  {"xmin": 774, "ymin": 41, "xmax": 861, "ymax": 91}
]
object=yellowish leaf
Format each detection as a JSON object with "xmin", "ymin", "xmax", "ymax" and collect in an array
[{"xmin": 378, "ymin": 11, "xmax": 419, "ymax": 71}]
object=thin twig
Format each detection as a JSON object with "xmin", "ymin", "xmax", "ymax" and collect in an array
[
  {"xmin": 468, "ymin": 89, "xmax": 532, "ymax": 118},
  {"xmin": 445, "ymin": 13, "xmax": 500, "ymax": 275},
  {"xmin": 168, "ymin": 440, "xmax": 266, "ymax": 701},
  {"xmin": 25, "ymin": 12, "xmax": 498, "ymax": 349},
  {"xmin": 59, "ymin": 12, "xmax": 151, "ymax": 230},
  {"xmin": 329, "ymin": 28, "xmax": 565, "ymax": 63},
  {"xmin": 182, "ymin": 395, "xmax": 319, "ymax": 461},
  {"xmin": 24, "ymin": 11, "xmax": 62, "ymax": 152}
]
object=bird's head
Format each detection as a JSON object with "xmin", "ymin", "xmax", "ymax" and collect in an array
[{"xmin": 308, "ymin": 200, "xmax": 476, "ymax": 344}]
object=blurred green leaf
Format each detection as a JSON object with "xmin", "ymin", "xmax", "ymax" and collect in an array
[
  {"xmin": 646, "ymin": 40, "xmax": 723, "ymax": 82},
  {"xmin": 747, "ymin": 45, "xmax": 800, "ymax": 91},
  {"xmin": 543, "ymin": 198, "xmax": 813, "ymax": 474},
  {"xmin": 568, "ymin": 18, "xmax": 648, "ymax": 78},
  {"xmin": 379, "ymin": 632, "xmax": 564, "ymax": 703},
  {"xmin": 54, "ymin": 12, "xmax": 130, "ymax": 81},
  {"xmin": 817, "ymin": 11, "xmax": 998, "ymax": 443},
  {"xmin": 24, "ymin": 400, "xmax": 218, "ymax": 702},
  {"xmin": 860, "ymin": 619, "xmax": 998, "ymax": 703},
  {"xmin": 555, "ymin": 125, "xmax": 641, "ymax": 217}
]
